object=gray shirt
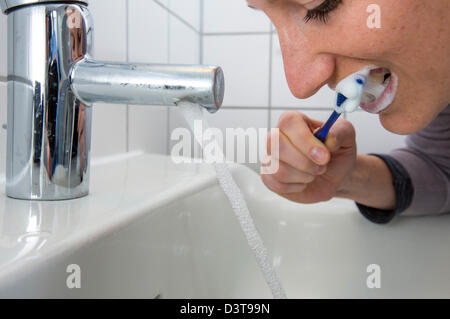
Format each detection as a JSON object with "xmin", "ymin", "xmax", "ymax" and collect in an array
[
  {"xmin": 358, "ymin": 104, "xmax": 450, "ymax": 223},
  {"xmin": 389, "ymin": 104, "xmax": 450, "ymax": 217}
]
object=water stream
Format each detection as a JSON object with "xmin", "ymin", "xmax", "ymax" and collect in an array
[{"xmin": 179, "ymin": 102, "xmax": 287, "ymax": 299}]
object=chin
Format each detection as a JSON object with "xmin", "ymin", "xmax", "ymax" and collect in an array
[
  {"xmin": 378, "ymin": 104, "xmax": 436, "ymax": 135},
  {"xmin": 378, "ymin": 113, "xmax": 413, "ymax": 135}
]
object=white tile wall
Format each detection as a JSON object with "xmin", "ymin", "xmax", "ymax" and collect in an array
[
  {"xmin": 0, "ymin": 9, "xmax": 6, "ymax": 79},
  {"xmin": 169, "ymin": 108, "xmax": 201, "ymax": 161},
  {"xmin": 203, "ymin": 0, "xmax": 271, "ymax": 33},
  {"xmin": 0, "ymin": 9, "xmax": 5, "ymax": 178},
  {"xmin": 128, "ymin": 0, "xmax": 169, "ymax": 64},
  {"xmin": 169, "ymin": 15, "xmax": 200, "ymax": 64},
  {"xmin": 167, "ymin": 9, "xmax": 202, "ymax": 157},
  {"xmin": 157, "ymin": 0, "xmax": 169, "ymax": 6},
  {"xmin": 89, "ymin": 0, "xmax": 128, "ymax": 158},
  {"xmin": 129, "ymin": 106, "xmax": 168, "ymax": 154},
  {"xmin": 0, "ymin": 83, "xmax": 6, "ymax": 179},
  {"xmin": 203, "ymin": 34, "xmax": 270, "ymax": 107},
  {"xmin": 169, "ymin": 0, "xmax": 201, "ymax": 32},
  {"xmin": 128, "ymin": 0, "xmax": 170, "ymax": 155},
  {"xmin": 204, "ymin": 109, "xmax": 269, "ymax": 142},
  {"xmin": 90, "ymin": 0, "xmax": 128, "ymax": 62},
  {"xmin": 127, "ymin": 0, "xmax": 202, "ymax": 155},
  {"xmin": 204, "ymin": 108, "xmax": 268, "ymax": 171},
  {"xmin": 348, "ymin": 111, "xmax": 406, "ymax": 155}
]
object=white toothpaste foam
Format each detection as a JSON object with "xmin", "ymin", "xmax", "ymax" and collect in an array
[{"xmin": 335, "ymin": 68, "xmax": 370, "ymax": 113}]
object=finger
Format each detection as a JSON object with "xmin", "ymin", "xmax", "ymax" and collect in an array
[
  {"xmin": 277, "ymin": 111, "xmax": 330, "ymax": 165},
  {"xmin": 268, "ymin": 130, "xmax": 325, "ymax": 175},
  {"xmin": 261, "ymin": 174, "xmax": 307, "ymax": 194},
  {"xmin": 324, "ymin": 119, "xmax": 356, "ymax": 153},
  {"xmin": 270, "ymin": 160, "xmax": 319, "ymax": 184}
]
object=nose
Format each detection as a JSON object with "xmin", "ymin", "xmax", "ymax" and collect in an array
[{"xmin": 276, "ymin": 25, "xmax": 335, "ymax": 99}]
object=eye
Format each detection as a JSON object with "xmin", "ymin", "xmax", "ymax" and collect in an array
[{"xmin": 304, "ymin": 0, "xmax": 343, "ymax": 23}]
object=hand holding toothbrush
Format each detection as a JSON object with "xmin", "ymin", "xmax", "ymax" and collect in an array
[
  {"xmin": 262, "ymin": 111, "xmax": 358, "ymax": 203},
  {"xmin": 262, "ymin": 71, "xmax": 366, "ymax": 203},
  {"xmin": 262, "ymin": 69, "xmax": 396, "ymax": 210}
]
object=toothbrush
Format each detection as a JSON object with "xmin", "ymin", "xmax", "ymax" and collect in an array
[
  {"xmin": 314, "ymin": 73, "xmax": 368, "ymax": 143},
  {"xmin": 314, "ymin": 93, "xmax": 347, "ymax": 143}
]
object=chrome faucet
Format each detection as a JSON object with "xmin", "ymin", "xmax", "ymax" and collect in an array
[{"xmin": 0, "ymin": 0, "xmax": 225, "ymax": 200}]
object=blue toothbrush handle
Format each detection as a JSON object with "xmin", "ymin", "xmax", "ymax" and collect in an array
[{"xmin": 314, "ymin": 111, "xmax": 341, "ymax": 143}]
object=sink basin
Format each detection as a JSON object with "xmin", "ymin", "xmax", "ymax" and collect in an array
[{"xmin": 1, "ymin": 153, "xmax": 450, "ymax": 298}]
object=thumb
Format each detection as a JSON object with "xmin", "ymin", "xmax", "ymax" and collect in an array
[{"xmin": 325, "ymin": 119, "xmax": 356, "ymax": 153}]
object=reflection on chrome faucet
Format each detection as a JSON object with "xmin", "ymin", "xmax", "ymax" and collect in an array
[
  {"xmin": 1, "ymin": 0, "xmax": 224, "ymax": 200},
  {"xmin": 0, "ymin": 197, "xmax": 82, "ymax": 265}
]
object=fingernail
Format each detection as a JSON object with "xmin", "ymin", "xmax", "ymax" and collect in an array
[{"xmin": 311, "ymin": 147, "xmax": 326, "ymax": 163}]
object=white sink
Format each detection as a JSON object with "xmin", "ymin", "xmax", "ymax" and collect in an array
[{"xmin": 1, "ymin": 153, "xmax": 450, "ymax": 298}]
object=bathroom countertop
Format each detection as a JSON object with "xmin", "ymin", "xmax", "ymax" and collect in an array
[{"xmin": 0, "ymin": 152, "xmax": 221, "ymax": 287}]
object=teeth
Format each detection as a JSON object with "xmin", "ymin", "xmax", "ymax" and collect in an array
[
  {"xmin": 365, "ymin": 81, "xmax": 386, "ymax": 97},
  {"xmin": 362, "ymin": 92, "xmax": 376, "ymax": 103},
  {"xmin": 370, "ymin": 73, "xmax": 385, "ymax": 83},
  {"xmin": 361, "ymin": 68, "xmax": 391, "ymax": 104},
  {"xmin": 333, "ymin": 67, "xmax": 392, "ymax": 112}
]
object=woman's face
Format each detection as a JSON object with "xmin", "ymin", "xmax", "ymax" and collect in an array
[{"xmin": 248, "ymin": 0, "xmax": 450, "ymax": 134}]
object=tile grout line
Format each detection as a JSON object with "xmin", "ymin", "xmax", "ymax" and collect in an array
[
  {"xmin": 166, "ymin": 107, "xmax": 170, "ymax": 156},
  {"xmin": 166, "ymin": 1, "xmax": 171, "ymax": 156},
  {"xmin": 268, "ymin": 24, "xmax": 273, "ymax": 131},
  {"xmin": 167, "ymin": 1, "xmax": 172, "ymax": 63},
  {"xmin": 221, "ymin": 106, "xmax": 334, "ymax": 111},
  {"xmin": 153, "ymin": 0, "xmax": 201, "ymax": 35},
  {"xmin": 199, "ymin": 0, "xmax": 204, "ymax": 63},
  {"xmin": 125, "ymin": 0, "xmax": 130, "ymax": 153},
  {"xmin": 198, "ymin": 0, "xmax": 205, "ymax": 158}
]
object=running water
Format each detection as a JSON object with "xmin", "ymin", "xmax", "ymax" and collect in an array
[{"xmin": 179, "ymin": 102, "xmax": 287, "ymax": 299}]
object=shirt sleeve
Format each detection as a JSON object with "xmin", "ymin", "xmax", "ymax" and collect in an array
[
  {"xmin": 356, "ymin": 154, "xmax": 414, "ymax": 224},
  {"xmin": 387, "ymin": 147, "xmax": 450, "ymax": 217}
]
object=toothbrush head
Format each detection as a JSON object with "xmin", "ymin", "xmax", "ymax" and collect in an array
[
  {"xmin": 336, "ymin": 93, "xmax": 348, "ymax": 107},
  {"xmin": 335, "ymin": 72, "xmax": 368, "ymax": 113},
  {"xmin": 355, "ymin": 75, "xmax": 367, "ymax": 86}
]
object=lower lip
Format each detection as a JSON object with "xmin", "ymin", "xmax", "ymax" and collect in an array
[{"xmin": 360, "ymin": 72, "xmax": 398, "ymax": 114}]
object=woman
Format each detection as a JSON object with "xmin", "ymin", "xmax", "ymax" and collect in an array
[{"xmin": 249, "ymin": 0, "xmax": 450, "ymax": 223}]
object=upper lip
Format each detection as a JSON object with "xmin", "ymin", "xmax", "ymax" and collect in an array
[{"xmin": 328, "ymin": 65, "xmax": 382, "ymax": 92}]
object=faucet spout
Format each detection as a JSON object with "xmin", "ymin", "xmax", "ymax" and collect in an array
[{"xmin": 71, "ymin": 60, "xmax": 224, "ymax": 113}]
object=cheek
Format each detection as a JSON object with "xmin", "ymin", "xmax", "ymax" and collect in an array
[{"xmin": 307, "ymin": 0, "xmax": 411, "ymax": 61}]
